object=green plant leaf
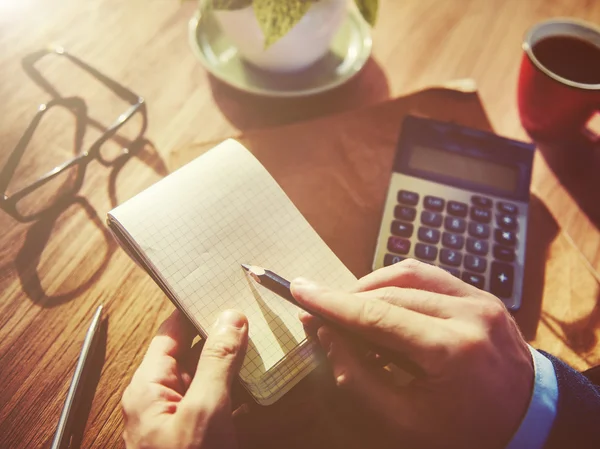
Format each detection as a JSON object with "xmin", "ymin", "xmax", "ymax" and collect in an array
[
  {"xmin": 212, "ymin": 0, "xmax": 253, "ymax": 9},
  {"xmin": 253, "ymin": 0, "xmax": 313, "ymax": 48},
  {"xmin": 200, "ymin": 0, "xmax": 252, "ymax": 12},
  {"xmin": 354, "ymin": 0, "xmax": 378, "ymax": 26}
]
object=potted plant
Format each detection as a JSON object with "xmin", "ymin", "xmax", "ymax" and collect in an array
[{"xmin": 200, "ymin": 0, "xmax": 378, "ymax": 72}]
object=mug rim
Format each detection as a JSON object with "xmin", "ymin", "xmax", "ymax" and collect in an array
[{"xmin": 523, "ymin": 17, "xmax": 600, "ymax": 91}]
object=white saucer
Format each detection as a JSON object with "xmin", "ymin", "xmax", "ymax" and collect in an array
[{"xmin": 188, "ymin": 8, "xmax": 373, "ymax": 98}]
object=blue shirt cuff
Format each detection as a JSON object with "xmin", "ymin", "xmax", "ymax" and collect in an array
[{"xmin": 506, "ymin": 346, "xmax": 558, "ymax": 449}]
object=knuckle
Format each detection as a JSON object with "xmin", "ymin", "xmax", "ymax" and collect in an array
[
  {"xmin": 392, "ymin": 259, "xmax": 423, "ymax": 283},
  {"xmin": 203, "ymin": 337, "xmax": 241, "ymax": 361},
  {"xmin": 477, "ymin": 297, "xmax": 509, "ymax": 328},
  {"xmin": 378, "ymin": 286, "xmax": 400, "ymax": 305},
  {"xmin": 358, "ymin": 299, "xmax": 391, "ymax": 329},
  {"xmin": 398, "ymin": 258, "xmax": 423, "ymax": 272}
]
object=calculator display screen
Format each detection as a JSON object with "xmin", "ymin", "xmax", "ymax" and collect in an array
[{"xmin": 408, "ymin": 146, "xmax": 519, "ymax": 193}]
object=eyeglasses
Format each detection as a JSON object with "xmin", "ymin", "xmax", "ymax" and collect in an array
[{"xmin": 0, "ymin": 47, "xmax": 146, "ymax": 222}]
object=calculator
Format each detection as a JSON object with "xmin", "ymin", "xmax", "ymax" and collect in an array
[{"xmin": 373, "ymin": 116, "xmax": 535, "ymax": 311}]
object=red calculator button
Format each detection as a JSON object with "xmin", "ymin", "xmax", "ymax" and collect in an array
[{"xmin": 387, "ymin": 236, "xmax": 411, "ymax": 255}]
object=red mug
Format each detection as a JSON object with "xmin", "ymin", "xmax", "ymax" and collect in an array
[{"xmin": 518, "ymin": 18, "xmax": 600, "ymax": 143}]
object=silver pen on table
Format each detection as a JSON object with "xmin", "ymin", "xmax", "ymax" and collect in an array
[{"xmin": 50, "ymin": 305, "xmax": 104, "ymax": 449}]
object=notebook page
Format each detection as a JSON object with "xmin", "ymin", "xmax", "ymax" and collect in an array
[{"xmin": 108, "ymin": 139, "xmax": 356, "ymax": 401}]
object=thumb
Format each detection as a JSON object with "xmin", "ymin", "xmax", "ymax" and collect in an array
[{"xmin": 184, "ymin": 310, "xmax": 248, "ymax": 410}]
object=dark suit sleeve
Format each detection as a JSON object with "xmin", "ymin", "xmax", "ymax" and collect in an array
[{"xmin": 539, "ymin": 351, "xmax": 600, "ymax": 449}]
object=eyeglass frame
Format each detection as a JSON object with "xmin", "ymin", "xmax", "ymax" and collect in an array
[{"xmin": 0, "ymin": 46, "xmax": 146, "ymax": 222}]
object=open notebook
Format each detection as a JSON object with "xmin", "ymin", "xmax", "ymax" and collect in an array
[{"xmin": 107, "ymin": 139, "xmax": 356, "ymax": 405}]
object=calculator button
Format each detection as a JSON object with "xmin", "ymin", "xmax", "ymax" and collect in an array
[
  {"xmin": 398, "ymin": 190, "xmax": 419, "ymax": 206},
  {"xmin": 498, "ymin": 202, "xmax": 519, "ymax": 215},
  {"xmin": 464, "ymin": 254, "xmax": 487, "ymax": 273},
  {"xmin": 424, "ymin": 196, "xmax": 445, "ymax": 212},
  {"xmin": 447, "ymin": 201, "xmax": 468, "ymax": 217},
  {"xmin": 497, "ymin": 214, "xmax": 518, "ymax": 230},
  {"xmin": 421, "ymin": 211, "xmax": 443, "ymax": 228},
  {"xmin": 493, "ymin": 245, "xmax": 516, "ymax": 262},
  {"xmin": 470, "ymin": 207, "xmax": 492, "ymax": 223},
  {"xmin": 384, "ymin": 254, "xmax": 405, "ymax": 266},
  {"xmin": 418, "ymin": 227, "xmax": 440, "ymax": 244},
  {"xmin": 391, "ymin": 221, "xmax": 414, "ymax": 238},
  {"xmin": 472, "ymin": 196, "xmax": 493, "ymax": 209},
  {"xmin": 468, "ymin": 222, "xmax": 490, "ymax": 239},
  {"xmin": 462, "ymin": 272, "xmax": 485, "ymax": 289},
  {"xmin": 415, "ymin": 243, "xmax": 438, "ymax": 261},
  {"xmin": 490, "ymin": 262, "xmax": 514, "ymax": 299},
  {"xmin": 440, "ymin": 266, "xmax": 461, "ymax": 277},
  {"xmin": 495, "ymin": 229, "xmax": 517, "ymax": 246},
  {"xmin": 444, "ymin": 216, "xmax": 467, "ymax": 233},
  {"xmin": 466, "ymin": 238, "xmax": 489, "ymax": 256},
  {"xmin": 440, "ymin": 249, "xmax": 462, "ymax": 267},
  {"xmin": 442, "ymin": 232, "xmax": 465, "ymax": 249},
  {"xmin": 388, "ymin": 236, "xmax": 411, "ymax": 255},
  {"xmin": 394, "ymin": 205, "xmax": 416, "ymax": 222}
]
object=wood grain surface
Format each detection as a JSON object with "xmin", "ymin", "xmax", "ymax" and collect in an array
[{"xmin": 0, "ymin": 1, "xmax": 599, "ymax": 448}]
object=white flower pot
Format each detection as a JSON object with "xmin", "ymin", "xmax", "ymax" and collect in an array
[{"xmin": 213, "ymin": 0, "xmax": 349, "ymax": 73}]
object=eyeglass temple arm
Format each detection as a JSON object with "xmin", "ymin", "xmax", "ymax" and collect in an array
[{"xmin": 61, "ymin": 51, "xmax": 142, "ymax": 105}]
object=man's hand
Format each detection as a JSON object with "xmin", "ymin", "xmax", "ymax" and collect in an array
[
  {"xmin": 292, "ymin": 259, "xmax": 534, "ymax": 449},
  {"xmin": 121, "ymin": 309, "xmax": 248, "ymax": 449}
]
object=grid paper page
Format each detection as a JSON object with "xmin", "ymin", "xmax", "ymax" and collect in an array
[{"xmin": 109, "ymin": 139, "xmax": 356, "ymax": 403}]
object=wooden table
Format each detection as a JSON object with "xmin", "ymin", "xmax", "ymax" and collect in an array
[{"xmin": 1, "ymin": 1, "xmax": 600, "ymax": 448}]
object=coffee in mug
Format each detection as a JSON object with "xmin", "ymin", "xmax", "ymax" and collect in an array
[{"xmin": 518, "ymin": 19, "xmax": 600, "ymax": 142}]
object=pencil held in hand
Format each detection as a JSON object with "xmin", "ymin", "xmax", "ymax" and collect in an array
[{"xmin": 241, "ymin": 264, "xmax": 424, "ymax": 377}]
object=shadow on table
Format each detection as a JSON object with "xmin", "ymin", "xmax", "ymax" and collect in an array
[
  {"xmin": 15, "ymin": 196, "xmax": 116, "ymax": 307},
  {"xmin": 514, "ymin": 194, "xmax": 559, "ymax": 340},
  {"xmin": 209, "ymin": 56, "xmax": 390, "ymax": 130},
  {"xmin": 530, "ymin": 136, "xmax": 600, "ymax": 363},
  {"xmin": 536, "ymin": 137, "xmax": 600, "ymax": 229},
  {"xmin": 9, "ymin": 50, "xmax": 168, "ymax": 306},
  {"xmin": 107, "ymin": 138, "xmax": 168, "ymax": 208},
  {"xmin": 541, "ymin": 296, "xmax": 600, "ymax": 365},
  {"xmin": 539, "ymin": 279, "xmax": 600, "ymax": 367},
  {"xmin": 13, "ymin": 137, "xmax": 166, "ymax": 307}
]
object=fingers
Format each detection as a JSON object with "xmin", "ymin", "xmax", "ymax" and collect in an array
[
  {"xmin": 144, "ymin": 309, "xmax": 197, "ymax": 361},
  {"xmin": 317, "ymin": 326, "xmax": 409, "ymax": 419},
  {"xmin": 182, "ymin": 310, "xmax": 248, "ymax": 412},
  {"xmin": 356, "ymin": 287, "xmax": 467, "ymax": 318},
  {"xmin": 355, "ymin": 259, "xmax": 473, "ymax": 297},
  {"xmin": 180, "ymin": 341, "xmax": 205, "ymax": 389},
  {"xmin": 298, "ymin": 309, "xmax": 323, "ymax": 332},
  {"xmin": 291, "ymin": 278, "xmax": 447, "ymax": 359},
  {"xmin": 133, "ymin": 309, "xmax": 198, "ymax": 393},
  {"xmin": 122, "ymin": 310, "xmax": 196, "ymax": 413}
]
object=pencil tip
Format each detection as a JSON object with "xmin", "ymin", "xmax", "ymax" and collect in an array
[{"xmin": 241, "ymin": 264, "xmax": 250, "ymax": 271}]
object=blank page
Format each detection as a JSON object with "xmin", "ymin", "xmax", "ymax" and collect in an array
[{"xmin": 108, "ymin": 139, "xmax": 356, "ymax": 404}]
